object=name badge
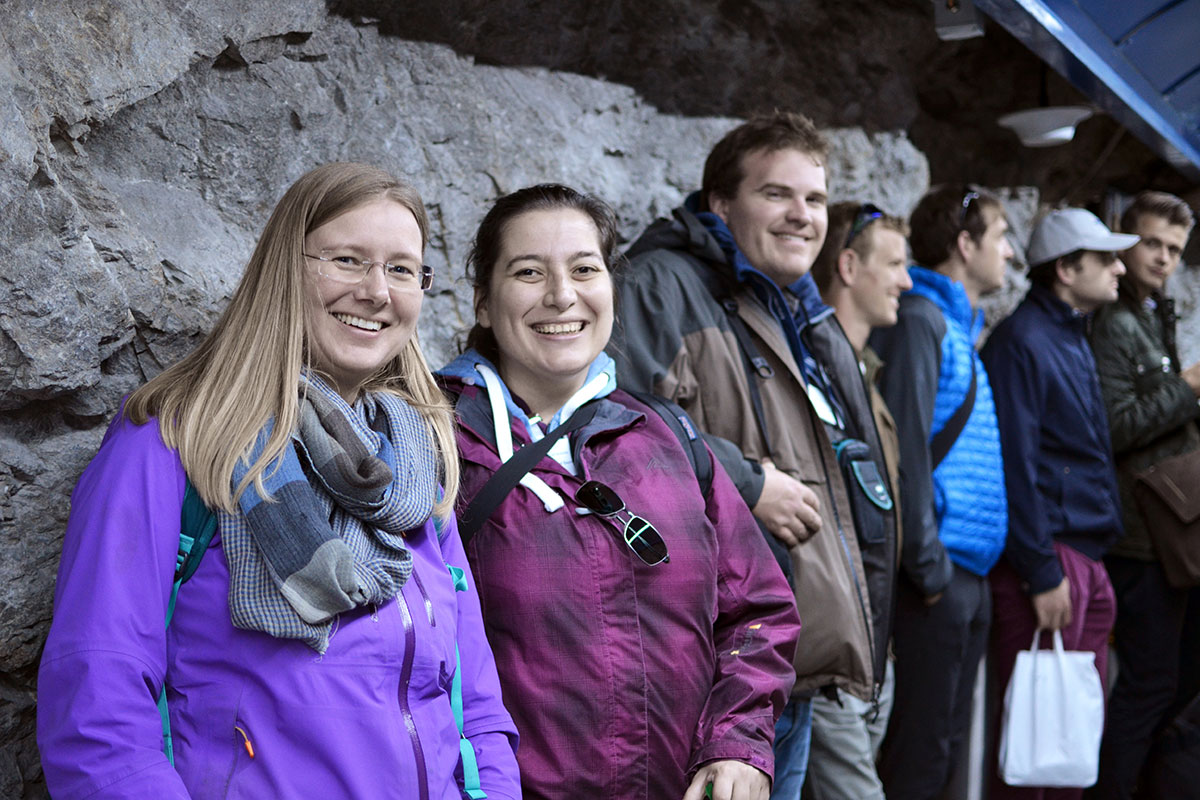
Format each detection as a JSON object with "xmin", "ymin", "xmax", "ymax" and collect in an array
[{"xmin": 806, "ymin": 382, "xmax": 842, "ymax": 429}]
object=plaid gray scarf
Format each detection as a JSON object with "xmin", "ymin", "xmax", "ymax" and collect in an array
[{"xmin": 218, "ymin": 374, "xmax": 437, "ymax": 652}]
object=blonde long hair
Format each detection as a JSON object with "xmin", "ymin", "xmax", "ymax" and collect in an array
[{"xmin": 125, "ymin": 162, "xmax": 459, "ymax": 518}]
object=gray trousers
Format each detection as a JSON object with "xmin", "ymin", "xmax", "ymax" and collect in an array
[{"xmin": 804, "ymin": 659, "xmax": 895, "ymax": 800}]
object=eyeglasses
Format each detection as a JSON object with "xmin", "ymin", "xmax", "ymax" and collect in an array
[
  {"xmin": 575, "ymin": 480, "xmax": 670, "ymax": 565},
  {"xmin": 959, "ymin": 190, "xmax": 980, "ymax": 227},
  {"xmin": 843, "ymin": 203, "xmax": 884, "ymax": 250},
  {"xmin": 305, "ymin": 251, "xmax": 434, "ymax": 291}
]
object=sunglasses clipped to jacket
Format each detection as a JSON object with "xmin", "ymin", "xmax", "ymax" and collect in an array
[{"xmin": 575, "ymin": 480, "xmax": 670, "ymax": 566}]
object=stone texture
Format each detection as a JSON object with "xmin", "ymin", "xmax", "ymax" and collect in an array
[
  {"xmin": 340, "ymin": 0, "xmax": 933, "ymax": 129},
  {"xmin": 1169, "ymin": 265, "xmax": 1200, "ymax": 368},
  {"xmin": 335, "ymin": 0, "xmax": 1198, "ymax": 207}
]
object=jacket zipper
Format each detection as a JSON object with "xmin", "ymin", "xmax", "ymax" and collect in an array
[
  {"xmin": 412, "ymin": 568, "xmax": 436, "ymax": 626},
  {"xmin": 397, "ymin": 591, "xmax": 430, "ymax": 800},
  {"xmin": 806, "ymin": 404, "xmax": 879, "ymax": 701},
  {"xmin": 856, "ymin": 358, "xmax": 896, "ymax": 708}
]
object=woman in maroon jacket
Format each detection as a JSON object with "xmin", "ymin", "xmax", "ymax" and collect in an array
[{"xmin": 437, "ymin": 184, "xmax": 800, "ymax": 800}]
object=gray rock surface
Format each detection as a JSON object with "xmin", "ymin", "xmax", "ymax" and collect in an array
[{"xmin": 1169, "ymin": 265, "xmax": 1200, "ymax": 368}]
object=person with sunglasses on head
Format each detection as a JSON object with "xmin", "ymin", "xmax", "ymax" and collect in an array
[
  {"xmin": 37, "ymin": 163, "xmax": 521, "ymax": 800},
  {"xmin": 437, "ymin": 184, "xmax": 801, "ymax": 800},
  {"xmin": 804, "ymin": 201, "xmax": 912, "ymax": 800},
  {"xmin": 867, "ymin": 184, "xmax": 1014, "ymax": 799}
]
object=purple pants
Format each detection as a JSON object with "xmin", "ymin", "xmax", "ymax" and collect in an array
[{"xmin": 989, "ymin": 542, "xmax": 1117, "ymax": 800}]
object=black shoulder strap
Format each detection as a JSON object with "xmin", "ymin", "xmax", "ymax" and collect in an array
[
  {"xmin": 458, "ymin": 403, "xmax": 599, "ymax": 546},
  {"xmin": 717, "ymin": 294, "xmax": 776, "ymax": 457},
  {"xmin": 679, "ymin": 254, "xmax": 776, "ymax": 457},
  {"xmin": 929, "ymin": 356, "xmax": 977, "ymax": 470},
  {"xmin": 628, "ymin": 390, "xmax": 713, "ymax": 497}
]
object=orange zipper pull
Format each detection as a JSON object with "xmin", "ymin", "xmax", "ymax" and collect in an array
[{"xmin": 234, "ymin": 726, "xmax": 255, "ymax": 759}]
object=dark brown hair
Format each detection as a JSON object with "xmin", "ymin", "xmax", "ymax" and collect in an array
[
  {"xmin": 909, "ymin": 184, "xmax": 1005, "ymax": 268},
  {"xmin": 700, "ymin": 111, "xmax": 829, "ymax": 212},
  {"xmin": 465, "ymin": 184, "xmax": 624, "ymax": 363},
  {"xmin": 1120, "ymin": 190, "xmax": 1195, "ymax": 235}
]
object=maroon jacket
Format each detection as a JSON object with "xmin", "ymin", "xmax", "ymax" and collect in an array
[{"xmin": 443, "ymin": 373, "xmax": 800, "ymax": 799}]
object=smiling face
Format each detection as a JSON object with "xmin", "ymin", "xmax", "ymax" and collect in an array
[
  {"xmin": 709, "ymin": 147, "xmax": 829, "ymax": 287},
  {"xmin": 1060, "ymin": 251, "xmax": 1125, "ymax": 313},
  {"xmin": 476, "ymin": 208, "xmax": 614, "ymax": 417},
  {"xmin": 303, "ymin": 197, "xmax": 425, "ymax": 401},
  {"xmin": 1121, "ymin": 213, "xmax": 1190, "ymax": 299},
  {"xmin": 850, "ymin": 226, "xmax": 912, "ymax": 329}
]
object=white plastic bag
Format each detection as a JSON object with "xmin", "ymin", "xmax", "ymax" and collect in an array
[{"xmin": 997, "ymin": 629, "xmax": 1104, "ymax": 787}]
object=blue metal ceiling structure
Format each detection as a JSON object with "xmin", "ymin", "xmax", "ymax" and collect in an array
[{"xmin": 972, "ymin": 0, "xmax": 1200, "ymax": 181}]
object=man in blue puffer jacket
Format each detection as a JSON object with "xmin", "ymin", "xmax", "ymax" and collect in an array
[{"xmin": 869, "ymin": 184, "xmax": 1013, "ymax": 800}]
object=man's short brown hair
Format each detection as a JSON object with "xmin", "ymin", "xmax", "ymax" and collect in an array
[
  {"xmin": 700, "ymin": 111, "xmax": 828, "ymax": 212},
  {"xmin": 1120, "ymin": 190, "xmax": 1195, "ymax": 236},
  {"xmin": 909, "ymin": 184, "xmax": 1005, "ymax": 268},
  {"xmin": 812, "ymin": 201, "xmax": 910, "ymax": 293}
]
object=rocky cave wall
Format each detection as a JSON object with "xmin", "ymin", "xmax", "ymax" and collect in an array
[{"xmin": 0, "ymin": 2, "xmax": 1196, "ymax": 797}]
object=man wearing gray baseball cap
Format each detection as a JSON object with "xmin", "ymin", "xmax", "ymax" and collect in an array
[{"xmin": 981, "ymin": 207, "xmax": 1136, "ymax": 799}]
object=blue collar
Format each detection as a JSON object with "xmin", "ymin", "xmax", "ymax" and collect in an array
[
  {"xmin": 907, "ymin": 265, "xmax": 984, "ymax": 343},
  {"xmin": 692, "ymin": 208, "xmax": 845, "ymax": 427},
  {"xmin": 437, "ymin": 349, "xmax": 618, "ymax": 431},
  {"xmin": 694, "ymin": 210, "xmax": 835, "ymax": 330},
  {"xmin": 1027, "ymin": 284, "xmax": 1089, "ymax": 330}
]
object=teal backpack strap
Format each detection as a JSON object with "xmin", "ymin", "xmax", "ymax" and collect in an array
[
  {"xmin": 160, "ymin": 477, "xmax": 218, "ymax": 766},
  {"xmin": 447, "ymin": 558, "xmax": 487, "ymax": 799}
]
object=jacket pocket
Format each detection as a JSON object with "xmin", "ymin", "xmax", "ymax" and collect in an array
[
  {"xmin": 171, "ymin": 682, "xmax": 243, "ymax": 799},
  {"xmin": 1134, "ymin": 353, "xmax": 1173, "ymax": 393},
  {"xmin": 834, "ymin": 438, "xmax": 893, "ymax": 545}
]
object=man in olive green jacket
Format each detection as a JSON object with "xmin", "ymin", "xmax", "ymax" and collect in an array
[{"xmin": 1089, "ymin": 190, "xmax": 1200, "ymax": 800}]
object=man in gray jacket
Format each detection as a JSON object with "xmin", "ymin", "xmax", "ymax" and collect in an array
[{"xmin": 611, "ymin": 111, "xmax": 896, "ymax": 799}]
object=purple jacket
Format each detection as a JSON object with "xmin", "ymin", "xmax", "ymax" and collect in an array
[
  {"xmin": 37, "ymin": 414, "xmax": 521, "ymax": 799},
  {"xmin": 443, "ymin": 376, "xmax": 800, "ymax": 799}
]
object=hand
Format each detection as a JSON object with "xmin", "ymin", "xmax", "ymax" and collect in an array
[
  {"xmin": 1182, "ymin": 360, "xmax": 1200, "ymax": 397},
  {"xmin": 682, "ymin": 760, "xmax": 770, "ymax": 800},
  {"xmin": 1032, "ymin": 577, "xmax": 1072, "ymax": 631},
  {"xmin": 752, "ymin": 460, "xmax": 822, "ymax": 546}
]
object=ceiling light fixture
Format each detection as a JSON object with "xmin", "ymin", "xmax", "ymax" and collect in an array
[{"xmin": 998, "ymin": 106, "xmax": 1094, "ymax": 147}]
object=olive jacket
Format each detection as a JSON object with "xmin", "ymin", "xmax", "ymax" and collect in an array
[{"xmin": 1089, "ymin": 283, "xmax": 1200, "ymax": 561}]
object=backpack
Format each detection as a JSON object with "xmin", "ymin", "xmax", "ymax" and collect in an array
[
  {"xmin": 162, "ymin": 482, "xmax": 487, "ymax": 798},
  {"xmin": 626, "ymin": 390, "xmax": 713, "ymax": 498}
]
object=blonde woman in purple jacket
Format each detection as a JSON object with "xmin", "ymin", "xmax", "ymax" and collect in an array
[{"xmin": 38, "ymin": 163, "xmax": 521, "ymax": 799}]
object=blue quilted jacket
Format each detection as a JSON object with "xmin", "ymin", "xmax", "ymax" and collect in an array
[{"xmin": 909, "ymin": 267, "xmax": 1007, "ymax": 576}]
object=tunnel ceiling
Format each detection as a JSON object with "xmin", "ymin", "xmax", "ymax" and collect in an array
[{"xmin": 331, "ymin": 0, "xmax": 1198, "ymax": 204}]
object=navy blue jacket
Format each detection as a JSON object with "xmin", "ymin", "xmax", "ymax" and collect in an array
[{"xmin": 982, "ymin": 285, "xmax": 1123, "ymax": 593}]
